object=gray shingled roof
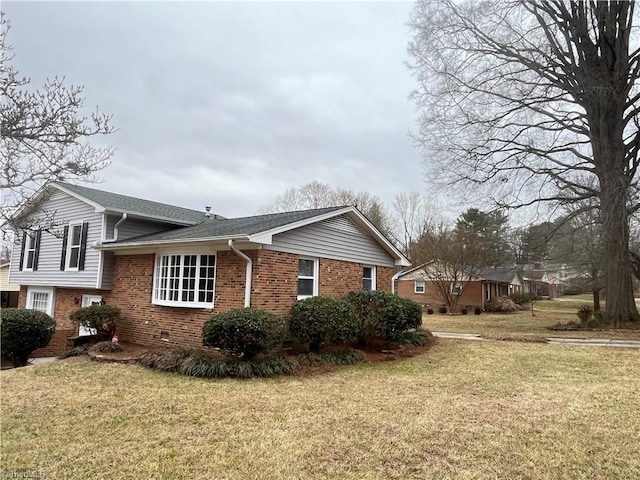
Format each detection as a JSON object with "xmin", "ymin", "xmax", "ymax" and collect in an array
[
  {"xmin": 106, "ymin": 205, "xmax": 347, "ymax": 245},
  {"xmin": 56, "ymin": 182, "xmax": 207, "ymax": 224},
  {"xmin": 477, "ymin": 267, "xmax": 519, "ymax": 283}
]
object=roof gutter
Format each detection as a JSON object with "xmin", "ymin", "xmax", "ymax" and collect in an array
[{"xmin": 228, "ymin": 239, "xmax": 252, "ymax": 308}]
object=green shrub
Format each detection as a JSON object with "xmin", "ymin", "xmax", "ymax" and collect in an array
[
  {"xmin": 345, "ymin": 290, "xmax": 396, "ymax": 344},
  {"xmin": 486, "ymin": 296, "xmax": 519, "ymax": 312},
  {"xmin": 137, "ymin": 349, "xmax": 194, "ymax": 372},
  {"xmin": 1, "ymin": 308, "xmax": 56, "ymax": 366},
  {"xmin": 593, "ymin": 310, "xmax": 606, "ymax": 325},
  {"xmin": 181, "ymin": 354, "xmax": 296, "ymax": 378},
  {"xmin": 69, "ymin": 304, "xmax": 120, "ymax": 340},
  {"xmin": 58, "ymin": 344, "xmax": 89, "ymax": 359},
  {"xmin": 510, "ymin": 292, "xmax": 534, "ymax": 308},
  {"xmin": 89, "ymin": 341, "xmax": 123, "ymax": 354},
  {"xmin": 378, "ymin": 296, "xmax": 422, "ymax": 341},
  {"xmin": 202, "ymin": 308, "xmax": 286, "ymax": 359},
  {"xmin": 394, "ymin": 329, "xmax": 432, "ymax": 346},
  {"xmin": 547, "ymin": 320, "xmax": 581, "ymax": 331},
  {"xmin": 289, "ymin": 296, "xmax": 358, "ymax": 352},
  {"xmin": 577, "ymin": 305, "xmax": 594, "ymax": 325},
  {"xmin": 297, "ymin": 348, "xmax": 364, "ymax": 366}
]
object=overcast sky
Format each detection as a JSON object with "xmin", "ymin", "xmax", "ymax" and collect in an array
[{"xmin": 4, "ymin": 1, "xmax": 442, "ymax": 219}]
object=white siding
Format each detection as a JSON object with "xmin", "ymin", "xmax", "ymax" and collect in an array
[
  {"xmin": 9, "ymin": 190, "xmax": 103, "ymax": 288},
  {"xmin": 265, "ymin": 215, "xmax": 395, "ymax": 267}
]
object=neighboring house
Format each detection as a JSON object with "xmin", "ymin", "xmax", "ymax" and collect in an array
[
  {"xmin": 521, "ymin": 270, "xmax": 551, "ymax": 297},
  {"xmin": 1, "ymin": 262, "xmax": 20, "ymax": 308},
  {"xmin": 396, "ymin": 264, "xmax": 522, "ymax": 312},
  {"xmin": 9, "ymin": 182, "xmax": 410, "ymax": 356}
]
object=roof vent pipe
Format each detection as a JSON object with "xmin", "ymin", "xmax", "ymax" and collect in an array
[{"xmin": 205, "ymin": 206, "xmax": 212, "ymax": 218}]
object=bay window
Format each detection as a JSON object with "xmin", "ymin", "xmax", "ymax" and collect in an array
[{"xmin": 153, "ymin": 253, "xmax": 216, "ymax": 307}]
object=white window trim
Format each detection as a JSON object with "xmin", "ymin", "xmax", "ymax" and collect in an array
[
  {"xmin": 152, "ymin": 253, "xmax": 216, "ymax": 309},
  {"xmin": 22, "ymin": 232, "xmax": 37, "ymax": 272},
  {"xmin": 297, "ymin": 257, "xmax": 319, "ymax": 300},
  {"xmin": 451, "ymin": 281, "xmax": 463, "ymax": 295},
  {"xmin": 415, "ymin": 280, "xmax": 425, "ymax": 294},
  {"xmin": 66, "ymin": 222, "xmax": 84, "ymax": 271},
  {"xmin": 26, "ymin": 286, "xmax": 55, "ymax": 317},
  {"xmin": 363, "ymin": 265, "xmax": 376, "ymax": 291}
]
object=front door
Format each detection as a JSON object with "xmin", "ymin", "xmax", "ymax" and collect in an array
[{"xmin": 78, "ymin": 295, "xmax": 102, "ymax": 336}]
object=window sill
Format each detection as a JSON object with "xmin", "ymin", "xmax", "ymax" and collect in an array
[{"xmin": 152, "ymin": 300, "xmax": 214, "ymax": 309}]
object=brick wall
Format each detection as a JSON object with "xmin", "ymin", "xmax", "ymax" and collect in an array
[
  {"xmin": 18, "ymin": 251, "xmax": 402, "ymax": 354},
  {"xmin": 19, "ymin": 285, "xmax": 108, "ymax": 357},
  {"xmin": 251, "ymin": 250, "xmax": 298, "ymax": 317}
]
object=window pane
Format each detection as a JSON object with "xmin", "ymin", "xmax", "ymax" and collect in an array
[
  {"xmin": 363, "ymin": 279, "xmax": 372, "ymax": 291},
  {"xmin": 26, "ymin": 251, "xmax": 35, "ymax": 269},
  {"xmin": 363, "ymin": 267, "xmax": 372, "ymax": 279},
  {"xmin": 298, "ymin": 278, "xmax": 314, "ymax": 296},
  {"xmin": 298, "ymin": 259, "xmax": 314, "ymax": 277},
  {"xmin": 69, "ymin": 247, "xmax": 79, "ymax": 268},
  {"xmin": 31, "ymin": 292, "xmax": 49, "ymax": 313},
  {"xmin": 71, "ymin": 225, "xmax": 82, "ymax": 245}
]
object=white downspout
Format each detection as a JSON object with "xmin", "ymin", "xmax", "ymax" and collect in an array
[
  {"xmin": 228, "ymin": 239, "xmax": 252, "ymax": 308},
  {"xmin": 110, "ymin": 213, "xmax": 128, "ymax": 242},
  {"xmin": 391, "ymin": 270, "xmax": 404, "ymax": 294}
]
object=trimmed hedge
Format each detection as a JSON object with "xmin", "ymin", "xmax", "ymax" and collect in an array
[
  {"xmin": 202, "ymin": 308, "xmax": 286, "ymax": 359},
  {"xmin": 345, "ymin": 290, "xmax": 395, "ymax": 344},
  {"xmin": 289, "ymin": 296, "xmax": 358, "ymax": 351},
  {"xmin": 345, "ymin": 290, "xmax": 422, "ymax": 343},
  {"xmin": 69, "ymin": 304, "xmax": 120, "ymax": 340},
  {"xmin": 378, "ymin": 297, "xmax": 422, "ymax": 341},
  {"xmin": 1, "ymin": 308, "xmax": 56, "ymax": 366}
]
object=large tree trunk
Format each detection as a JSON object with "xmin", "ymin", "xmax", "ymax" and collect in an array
[{"xmin": 599, "ymin": 169, "xmax": 640, "ymax": 327}]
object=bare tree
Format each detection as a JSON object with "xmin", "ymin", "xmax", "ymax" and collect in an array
[
  {"xmin": 409, "ymin": 0, "xmax": 640, "ymax": 325},
  {"xmin": 412, "ymin": 223, "xmax": 484, "ymax": 313},
  {"xmin": 1, "ymin": 13, "xmax": 114, "ymax": 232},
  {"xmin": 392, "ymin": 191, "xmax": 442, "ymax": 260},
  {"xmin": 261, "ymin": 181, "xmax": 394, "ymax": 238}
]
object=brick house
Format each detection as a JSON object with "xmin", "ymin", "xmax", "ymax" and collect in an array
[
  {"xmin": 396, "ymin": 264, "xmax": 522, "ymax": 312},
  {"xmin": 8, "ymin": 182, "xmax": 410, "ymax": 356}
]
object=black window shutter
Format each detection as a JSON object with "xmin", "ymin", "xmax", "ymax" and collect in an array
[
  {"xmin": 78, "ymin": 222, "xmax": 89, "ymax": 271},
  {"xmin": 60, "ymin": 226, "xmax": 69, "ymax": 271},
  {"xmin": 19, "ymin": 232, "xmax": 26, "ymax": 271},
  {"xmin": 32, "ymin": 230, "xmax": 42, "ymax": 271}
]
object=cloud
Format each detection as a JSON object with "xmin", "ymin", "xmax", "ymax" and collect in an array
[{"xmin": 3, "ymin": 1, "xmax": 431, "ymax": 219}]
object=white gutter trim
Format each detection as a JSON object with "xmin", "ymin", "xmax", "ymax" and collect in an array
[
  {"xmin": 391, "ymin": 270, "xmax": 405, "ymax": 294},
  {"xmin": 228, "ymin": 239, "xmax": 252, "ymax": 308}
]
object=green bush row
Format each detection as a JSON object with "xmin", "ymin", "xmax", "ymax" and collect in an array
[
  {"xmin": 202, "ymin": 290, "xmax": 424, "ymax": 357},
  {"xmin": 138, "ymin": 348, "xmax": 364, "ymax": 379}
]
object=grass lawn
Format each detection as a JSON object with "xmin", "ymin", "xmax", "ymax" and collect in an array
[
  {"xmin": 422, "ymin": 297, "xmax": 640, "ymax": 340},
  {"xmin": 1, "ymin": 341, "xmax": 639, "ymax": 479}
]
